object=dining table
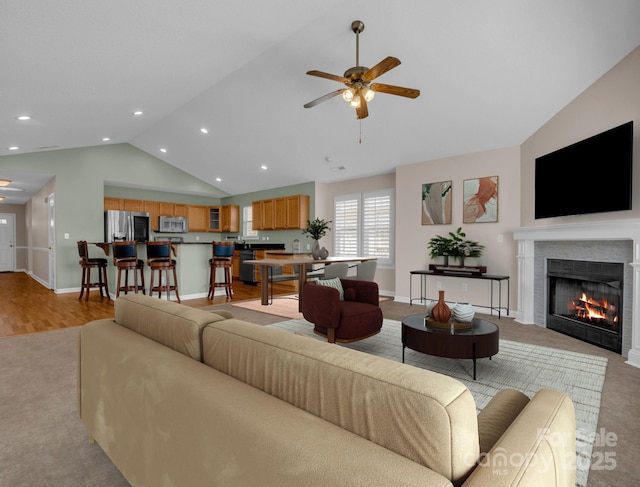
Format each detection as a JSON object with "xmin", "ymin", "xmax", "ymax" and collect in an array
[{"xmin": 243, "ymin": 256, "xmax": 378, "ymax": 311}]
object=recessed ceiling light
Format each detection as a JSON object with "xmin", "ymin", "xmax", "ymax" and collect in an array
[
  {"xmin": 215, "ymin": 177, "xmax": 222, "ymax": 182},
  {"xmin": 132, "ymin": 110, "xmax": 144, "ymax": 116},
  {"xmin": 102, "ymin": 137, "xmax": 111, "ymax": 142},
  {"xmin": 160, "ymin": 148, "xmax": 167, "ymax": 153},
  {"xmin": 200, "ymin": 128, "xmax": 209, "ymax": 134},
  {"xmin": 260, "ymin": 164, "xmax": 268, "ymax": 171},
  {"xmin": 8, "ymin": 146, "xmax": 19, "ymax": 151},
  {"xmin": 16, "ymin": 115, "xmax": 31, "ymax": 121},
  {"xmin": 0, "ymin": 179, "xmax": 11, "ymax": 186},
  {"xmin": 0, "ymin": 196, "xmax": 5, "ymax": 201}
]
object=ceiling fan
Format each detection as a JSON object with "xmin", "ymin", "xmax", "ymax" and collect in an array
[{"xmin": 303, "ymin": 20, "xmax": 420, "ymax": 120}]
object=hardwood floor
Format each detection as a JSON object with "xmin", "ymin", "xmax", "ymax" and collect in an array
[{"xmin": 0, "ymin": 272, "xmax": 293, "ymax": 338}]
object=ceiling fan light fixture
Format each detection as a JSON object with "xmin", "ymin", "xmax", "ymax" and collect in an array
[
  {"xmin": 342, "ymin": 87, "xmax": 355, "ymax": 102},
  {"xmin": 349, "ymin": 94, "xmax": 362, "ymax": 108},
  {"xmin": 363, "ymin": 87, "xmax": 375, "ymax": 102}
]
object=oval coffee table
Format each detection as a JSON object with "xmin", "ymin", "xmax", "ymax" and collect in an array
[{"xmin": 401, "ymin": 314, "xmax": 499, "ymax": 380}]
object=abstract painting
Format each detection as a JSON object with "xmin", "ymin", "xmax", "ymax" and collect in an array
[
  {"xmin": 422, "ymin": 181, "xmax": 452, "ymax": 225},
  {"xmin": 463, "ymin": 176, "xmax": 498, "ymax": 223}
]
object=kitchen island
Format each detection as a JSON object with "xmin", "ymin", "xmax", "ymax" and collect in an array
[{"xmin": 96, "ymin": 241, "xmax": 288, "ymax": 300}]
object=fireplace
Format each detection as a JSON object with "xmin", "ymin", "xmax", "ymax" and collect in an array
[{"xmin": 547, "ymin": 259, "xmax": 623, "ymax": 353}]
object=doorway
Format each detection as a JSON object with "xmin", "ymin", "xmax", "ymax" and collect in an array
[
  {"xmin": 47, "ymin": 193, "xmax": 56, "ymax": 290},
  {"xmin": 0, "ymin": 213, "xmax": 16, "ymax": 271}
]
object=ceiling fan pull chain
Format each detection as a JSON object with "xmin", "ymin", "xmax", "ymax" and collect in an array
[{"xmin": 359, "ymin": 120, "xmax": 362, "ymax": 144}]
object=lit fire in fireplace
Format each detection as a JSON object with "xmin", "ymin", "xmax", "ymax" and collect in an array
[{"xmin": 570, "ymin": 292, "xmax": 618, "ymax": 324}]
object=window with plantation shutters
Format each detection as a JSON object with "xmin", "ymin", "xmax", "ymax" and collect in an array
[{"xmin": 334, "ymin": 189, "xmax": 394, "ymax": 267}]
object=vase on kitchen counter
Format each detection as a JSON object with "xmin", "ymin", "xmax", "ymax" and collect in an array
[{"xmin": 431, "ymin": 290, "xmax": 451, "ymax": 323}]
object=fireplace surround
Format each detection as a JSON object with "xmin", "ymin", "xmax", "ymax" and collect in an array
[{"xmin": 513, "ymin": 220, "xmax": 640, "ymax": 369}]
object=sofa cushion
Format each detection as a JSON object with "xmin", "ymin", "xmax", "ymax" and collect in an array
[
  {"xmin": 114, "ymin": 294, "xmax": 229, "ymax": 361},
  {"xmin": 477, "ymin": 388, "xmax": 530, "ymax": 453},
  {"xmin": 202, "ymin": 319, "xmax": 479, "ymax": 485}
]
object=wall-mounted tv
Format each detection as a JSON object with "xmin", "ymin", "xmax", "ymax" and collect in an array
[{"xmin": 535, "ymin": 121, "xmax": 634, "ymax": 219}]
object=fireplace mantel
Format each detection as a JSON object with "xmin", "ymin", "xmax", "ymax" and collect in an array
[{"xmin": 513, "ymin": 219, "xmax": 640, "ymax": 369}]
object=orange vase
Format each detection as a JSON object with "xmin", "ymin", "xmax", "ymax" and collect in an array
[{"xmin": 431, "ymin": 290, "xmax": 451, "ymax": 323}]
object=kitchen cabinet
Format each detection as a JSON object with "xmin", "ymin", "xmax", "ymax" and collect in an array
[
  {"xmin": 251, "ymin": 201, "xmax": 262, "ymax": 230},
  {"xmin": 173, "ymin": 204, "xmax": 189, "ymax": 218},
  {"xmin": 221, "ymin": 205, "xmax": 239, "ymax": 233},
  {"xmin": 274, "ymin": 198, "xmax": 287, "ymax": 229},
  {"xmin": 285, "ymin": 195, "xmax": 310, "ymax": 229},
  {"xmin": 250, "ymin": 194, "xmax": 310, "ymax": 231},
  {"xmin": 123, "ymin": 199, "xmax": 144, "ymax": 212},
  {"xmin": 104, "ymin": 197, "xmax": 124, "ymax": 211},
  {"xmin": 232, "ymin": 251, "xmax": 241, "ymax": 279},
  {"xmin": 209, "ymin": 207, "xmax": 220, "ymax": 231},
  {"xmin": 262, "ymin": 200, "xmax": 275, "ymax": 230},
  {"xmin": 144, "ymin": 201, "xmax": 161, "ymax": 231},
  {"xmin": 188, "ymin": 205, "xmax": 209, "ymax": 232},
  {"xmin": 159, "ymin": 202, "xmax": 175, "ymax": 216}
]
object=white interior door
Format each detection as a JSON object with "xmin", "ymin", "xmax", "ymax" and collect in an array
[
  {"xmin": 48, "ymin": 193, "xmax": 56, "ymax": 290},
  {"xmin": 0, "ymin": 213, "xmax": 16, "ymax": 272}
]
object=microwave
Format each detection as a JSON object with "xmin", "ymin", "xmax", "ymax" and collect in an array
[{"xmin": 158, "ymin": 215, "xmax": 188, "ymax": 233}]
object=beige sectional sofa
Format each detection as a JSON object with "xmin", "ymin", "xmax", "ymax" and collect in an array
[{"xmin": 78, "ymin": 294, "xmax": 576, "ymax": 487}]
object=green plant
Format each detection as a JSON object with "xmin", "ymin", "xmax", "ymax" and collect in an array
[
  {"xmin": 427, "ymin": 227, "xmax": 484, "ymax": 259},
  {"xmin": 302, "ymin": 218, "xmax": 332, "ymax": 240}
]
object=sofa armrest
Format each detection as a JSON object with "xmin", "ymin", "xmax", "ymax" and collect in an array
[
  {"xmin": 301, "ymin": 282, "xmax": 341, "ymax": 329},
  {"xmin": 340, "ymin": 279, "xmax": 380, "ymax": 306},
  {"xmin": 463, "ymin": 389, "xmax": 576, "ymax": 487}
]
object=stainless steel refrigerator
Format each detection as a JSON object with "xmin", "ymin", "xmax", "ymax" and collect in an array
[{"xmin": 104, "ymin": 210, "xmax": 151, "ymax": 243}]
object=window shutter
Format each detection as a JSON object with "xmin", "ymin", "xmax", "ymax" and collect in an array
[
  {"xmin": 363, "ymin": 192, "xmax": 391, "ymax": 260},
  {"xmin": 334, "ymin": 196, "xmax": 359, "ymax": 257}
]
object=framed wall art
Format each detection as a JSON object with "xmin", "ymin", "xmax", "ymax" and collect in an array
[
  {"xmin": 422, "ymin": 180, "xmax": 452, "ymax": 225},
  {"xmin": 463, "ymin": 176, "xmax": 498, "ymax": 223}
]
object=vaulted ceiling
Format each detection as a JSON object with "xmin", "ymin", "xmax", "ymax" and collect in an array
[{"xmin": 2, "ymin": 0, "xmax": 640, "ymax": 203}]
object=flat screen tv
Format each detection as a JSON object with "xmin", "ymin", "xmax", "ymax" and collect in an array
[{"xmin": 534, "ymin": 121, "xmax": 634, "ymax": 219}]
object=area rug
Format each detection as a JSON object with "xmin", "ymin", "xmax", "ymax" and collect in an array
[
  {"xmin": 270, "ymin": 318, "xmax": 608, "ymax": 487},
  {"xmin": 232, "ymin": 295, "xmax": 392, "ymax": 320},
  {"xmin": 232, "ymin": 295, "xmax": 303, "ymax": 319}
]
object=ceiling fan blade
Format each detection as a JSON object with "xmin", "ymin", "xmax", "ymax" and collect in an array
[
  {"xmin": 370, "ymin": 83, "xmax": 420, "ymax": 98},
  {"xmin": 362, "ymin": 56, "xmax": 401, "ymax": 82},
  {"xmin": 356, "ymin": 98, "xmax": 369, "ymax": 120},
  {"xmin": 306, "ymin": 70, "xmax": 349, "ymax": 83},
  {"xmin": 304, "ymin": 89, "xmax": 344, "ymax": 109}
]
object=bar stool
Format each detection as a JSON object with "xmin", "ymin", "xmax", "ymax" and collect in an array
[
  {"xmin": 112, "ymin": 241, "xmax": 145, "ymax": 298},
  {"xmin": 146, "ymin": 241, "xmax": 180, "ymax": 302},
  {"xmin": 77, "ymin": 240, "xmax": 110, "ymax": 301},
  {"xmin": 208, "ymin": 242, "xmax": 235, "ymax": 300}
]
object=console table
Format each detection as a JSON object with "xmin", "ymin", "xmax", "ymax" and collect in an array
[{"xmin": 409, "ymin": 270, "xmax": 510, "ymax": 318}]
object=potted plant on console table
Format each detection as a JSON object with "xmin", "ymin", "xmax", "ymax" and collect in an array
[
  {"xmin": 427, "ymin": 227, "xmax": 485, "ymax": 274},
  {"xmin": 303, "ymin": 218, "xmax": 332, "ymax": 260}
]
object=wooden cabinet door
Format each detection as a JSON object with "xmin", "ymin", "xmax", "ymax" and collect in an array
[
  {"xmin": 209, "ymin": 207, "xmax": 221, "ymax": 231},
  {"xmin": 221, "ymin": 205, "xmax": 239, "ymax": 232},
  {"xmin": 123, "ymin": 199, "xmax": 144, "ymax": 212},
  {"xmin": 286, "ymin": 194, "xmax": 309, "ymax": 229},
  {"xmin": 173, "ymin": 204, "xmax": 189, "ymax": 218},
  {"xmin": 188, "ymin": 206, "xmax": 209, "ymax": 232},
  {"xmin": 104, "ymin": 197, "xmax": 124, "ymax": 211},
  {"xmin": 262, "ymin": 199, "xmax": 275, "ymax": 230},
  {"xmin": 144, "ymin": 201, "xmax": 161, "ymax": 231},
  {"xmin": 274, "ymin": 197, "xmax": 287, "ymax": 229},
  {"xmin": 159, "ymin": 202, "xmax": 175, "ymax": 216},
  {"xmin": 251, "ymin": 201, "xmax": 262, "ymax": 230},
  {"xmin": 232, "ymin": 251, "xmax": 240, "ymax": 279}
]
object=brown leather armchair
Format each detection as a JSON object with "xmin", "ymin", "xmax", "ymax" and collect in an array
[{"xmin": 301, "ymin": 279, "xmax": 383, "ymax": 343}]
